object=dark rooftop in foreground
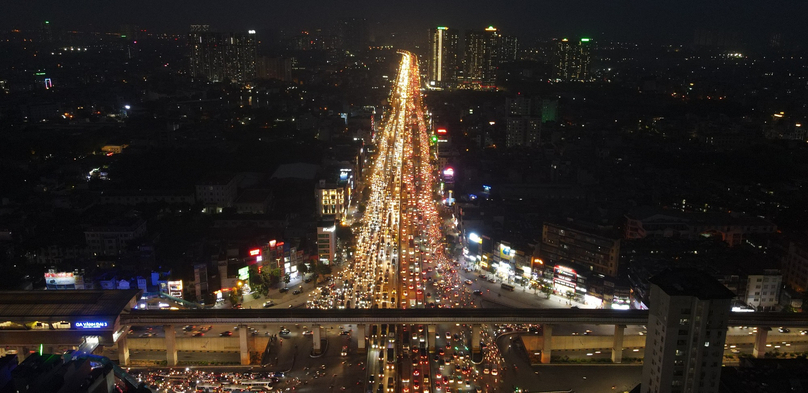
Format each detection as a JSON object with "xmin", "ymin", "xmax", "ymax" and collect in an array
[
  {"xmin": 649, "ymin": 268, "xmax": 736, "ymax": 300},
  {"xmin": 0, "ymin": 290, "xmax": 140, "ymax": 320}
]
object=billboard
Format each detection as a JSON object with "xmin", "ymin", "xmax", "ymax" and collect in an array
[
  {"xmin": 45, "ymin": 272, "xmax": 76, "ymax": 287},
  {"xmin": 167, "ymin": 280, "xmax": 183, "ymax": 298}
]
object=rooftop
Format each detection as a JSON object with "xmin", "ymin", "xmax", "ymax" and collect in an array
[
  {"xmin": 0, "ymin": 290, "xmax": 140, "ymax": 320},
  {"xmin": 271, "ymin": 163, "xmax": 318, "ymax": 180},
  {"xmin": 649, "ymin": 268, "xmax": 736, "ymax": 300},
  {"xmin": 234, "ymin": 189, "xmax": 272, "ymax": 204},
  {"xmin": 197, "ymin": 171, "xmax": 237, "ymax": 186}
]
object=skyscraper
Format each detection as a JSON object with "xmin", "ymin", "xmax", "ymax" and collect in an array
[
  {"xmin": 555, "ymin": 38, "xmax": 592, "ymax": 81},
  {"xmin": 463, "ymin": 27, "xmax": 500, "ymax": 88},
  {"xmin": 428, "ymin": 27, "xmax": 459, "ymax": 89},
  {"xmin": 189, "ymin": 26, "xmax": 257, "ymax": 83},
  {"xmin": 641, "ymin": 269, "xmax": 734, "ymax": 393},
  {"xmin": 463, "ymin": 26, "xmax": 518, "ymax": 89}
]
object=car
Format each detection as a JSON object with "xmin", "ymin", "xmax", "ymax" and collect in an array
[
  {"xmin": 279, "ymin": 287, "xmax": 289, "ymax": 293},
  {"xmin": 193, "ymin": 332, "xmax": 204, "ymax": 337},
  {"xmin": 293, "ymin": 289, "xmax": 302, "ymax": 295},
  {"xmin": 780, "ymin": 327, "xmax": 791, "ymax": 333},
  {"xmin": 220, "ymin": 331, "xmax": 233, "ymax": 337},
  {"xmin": 340, "ymin": 330, "xmax": 351, "ymax": 336},
  {"xmin": 341, "ymin": 346, "xmax": 348, "ymax": 356},
  {"xmin": 304, "ymin": 277, "xmax": 312, "ymax": 283},
  {"xmin": 263, "ymin": 301, "xmax": 275, "ymax": 308},
  {"xmin": 279, "ymin": 328, "xmax": 291, "ymax": 335},
  {"xmin": 802, "ymin": 330, "xmax": 808, "ymax": 335},
  {"xmin": 302, "ymin": 330, "xmax": 313, "ymax": 336},
  {"xmin": 483, "ymin": 367, "xmax": 490, "ymax": 375},
  {"xmin": 139, "ymin": 332, "xmax": 155, "ymax": 338},
  {"xmin": 464, "ymin": 279, "xmax": 473, "ymax": 285},
  {"xmin": 232, "ymin": 303, "xmax": 242, "ymax": 309},
  {"xmin": 491, "ymin": 368, "xmax": 498, "ymax": 376},
  {"xmin": 413, "ymin": 369, "xmax": 420, "ymax": 376},
  {"xmin": 473, "ymin": 290, "xmax": 483, "ymax": 296}
]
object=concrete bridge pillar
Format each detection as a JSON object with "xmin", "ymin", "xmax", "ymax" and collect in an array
[
  {"xmin": 753, "ymin": 327, "xmax": 770, "ymax": 359},
  {"xmin": 313, "ymin": 326, "xmax": 323, "ymax": 355},
  {"xmin": 541, "ymin": 324, "xmax": 553, "ymax": 364},
  {"xmin": 16, "ymin": 347, "xmax": 29, "ymax": 364},
  {"xmin": 239, "ymin": 324, "xmax": 250, "ymax": 365},
  {"xmin": 117, "ymin": 335, "xmax": 130, "ymax": 366},
  {"xmin": 427, "ymin": 325, "xmax": 436, "ymax": 353},
  {"xmin": 357, "ymin": 324, "xmax": 366, "ymax": 353},
  {"xmin": 164, "ymin": 325, "xmax": 177, "ymax": 366},
  {"xmin": 611, "ymin": 325, "xmax": 625, "ymax": 363},
  {"xmin": 471, "ymin": 325, "xmax": 481, "ymax": 353}
]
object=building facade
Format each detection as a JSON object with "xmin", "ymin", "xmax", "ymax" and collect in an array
[
  {"xmin": 744, "ymin": 270, "xmax": 782, "ymax": 310},
  {"xmin": 189, "ymin": 26, "xmax": 257, "ymax": 83},
  {"xmin": 642, "ymin": 269, "xmax": 734, "ymax": 393},
  {"xmin": 625, "ymin": 208, "xmax": 777, "ymax": 247},
  {"xmin": 539, "ymin": 221, "xmax": 621, "ymax": 277},
  {"xmin": 784, "ymin": 241, "xmax": 808, "ymax": 293},
  {"xmin": 84, "ymin": 218, "xmax": 147, "ymax": 256},
  {"xmin": 317, "ymin": 221, "xmax": 337, "ymax": 265},
  {"xmin": 505, "ymin": 96, "xmax": 542, "ymax": 147},
  {"xmin": 555, "ymin": 38, "xmax": 592, "ymax": 81},
  {"xmin": 428, "ymin": 27, "xmax": 459, "ymax": 89},
  {"xmin": 196, "ymin": 172, "xmax": 239, "ymax": 214}
]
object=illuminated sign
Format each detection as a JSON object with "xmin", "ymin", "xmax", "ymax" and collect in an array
[
  {"xmin": 248, "ymin": 30, "xmax": 256, "ymax": 34},
  {"xmin": 322, "ymin": 226, "xmax": 336, "ymax": 232},
  {"xmin": 238, "ymin": 266, "xmax": 250, "ymax": 281},
  {"xmin": 469, "ymin": 233, "xmax": 483, "ymax": 244},
  {"xmin": 75, "ymin": 321, "xmax": 109, "ymax": 329},
  {"xmin": 45, "ymin": 272, "xmax": 75, "ymax": 286},
  {"xmin": 269, "ymin": 240, "xmax": 276, "ymax": 247},
  {"xmin": 437, "ymin": 128, "xmax": 447, "ymax": 134},
  {"xmin": 443, "ymin": 168, "xmax": 454, "ymax": 176},
  {"xmin": 437, "ymin": 27, "xmax": 448, "ymax": 30},
  {"xmin": 581, "ymin": 38, "xmax": 591, "ymax": 42},
  {"xmin": 249, "ymin": 249, "xmax": 261, "ymax": 256},
  {"xmin": 485, "ymin": 26, "xmax": 497, "ymax": 31},
  {"xmin": 167, "ymin": 280, "xmax": 183, "ymax": 298}
]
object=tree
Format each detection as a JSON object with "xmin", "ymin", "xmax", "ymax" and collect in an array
[
  {"xmin": 317, "ymin": 263, "xmax": 332, "ymax": 276},
  {"xmin": 297, "ymin": 262, "xmax": 309, "ymax": 275},
  {"xmin": 540, "ymin": 285, "xmax": 553, "ymax": 299},
  {"xmin": 283, "ymin": 273, "xmax": 291, "ymax": 288}
]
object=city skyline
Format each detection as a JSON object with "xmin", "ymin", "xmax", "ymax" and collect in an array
[{"xmin": 3, "ymin": 0, "xmax": 808, "ymax": 44}]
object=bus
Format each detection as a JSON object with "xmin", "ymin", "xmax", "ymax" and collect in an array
[
  {"xmin": 402, "ymin": 335, "xmax": 410, "ymax": 352},
  {"xmin": 501, "ymin": 283, "xmax": 515, "ymax": 291},
  {"xmin": 386, "ymin": 346, "xmax": 395, "ymax": 369}
]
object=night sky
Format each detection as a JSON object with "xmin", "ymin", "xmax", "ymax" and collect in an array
[{"xmin": 3, "ymin": 0, "xmax": 807, "ymax": 43}]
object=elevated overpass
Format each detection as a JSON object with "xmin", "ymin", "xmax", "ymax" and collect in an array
[
  {"xmin": 121, "ymin": 308, "xmax": 649, "ymax": 326},
  {"xmin": 4, "ymin": 289, "xmax": 808, "ymax": 367},
  {"xmin": 119, "ymin": 308, "xmax": 808, "ymax": 327}
]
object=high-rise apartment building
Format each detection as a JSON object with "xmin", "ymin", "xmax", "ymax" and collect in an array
[
  {"xmin": 505, "ymin": 96, "xmax": 541, "ymax": 147},
  {"xmin": 463, "ymin": 26, "xmax": 518, "ymax": 89},
  {"xmin": 555, "ymin": 38, "xmax": 592, "ymax": 81},
  {"xmin": 189, "ymin": 26, "xmax": 257, "ymax": 83},
  {"xmin": 463, "ymin": 27, "xmax": 499, "ymax": 88},
  {"xmin": 499, "ymin": 35, "xmax": 519, "ymax": 63},
  {"xmin": 641, "ymin": 269, "xmax": 734, "ymax": 393},
  {"xmin": 428, "ymin": 27, "xmax": 459, "ymax": 89}
]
